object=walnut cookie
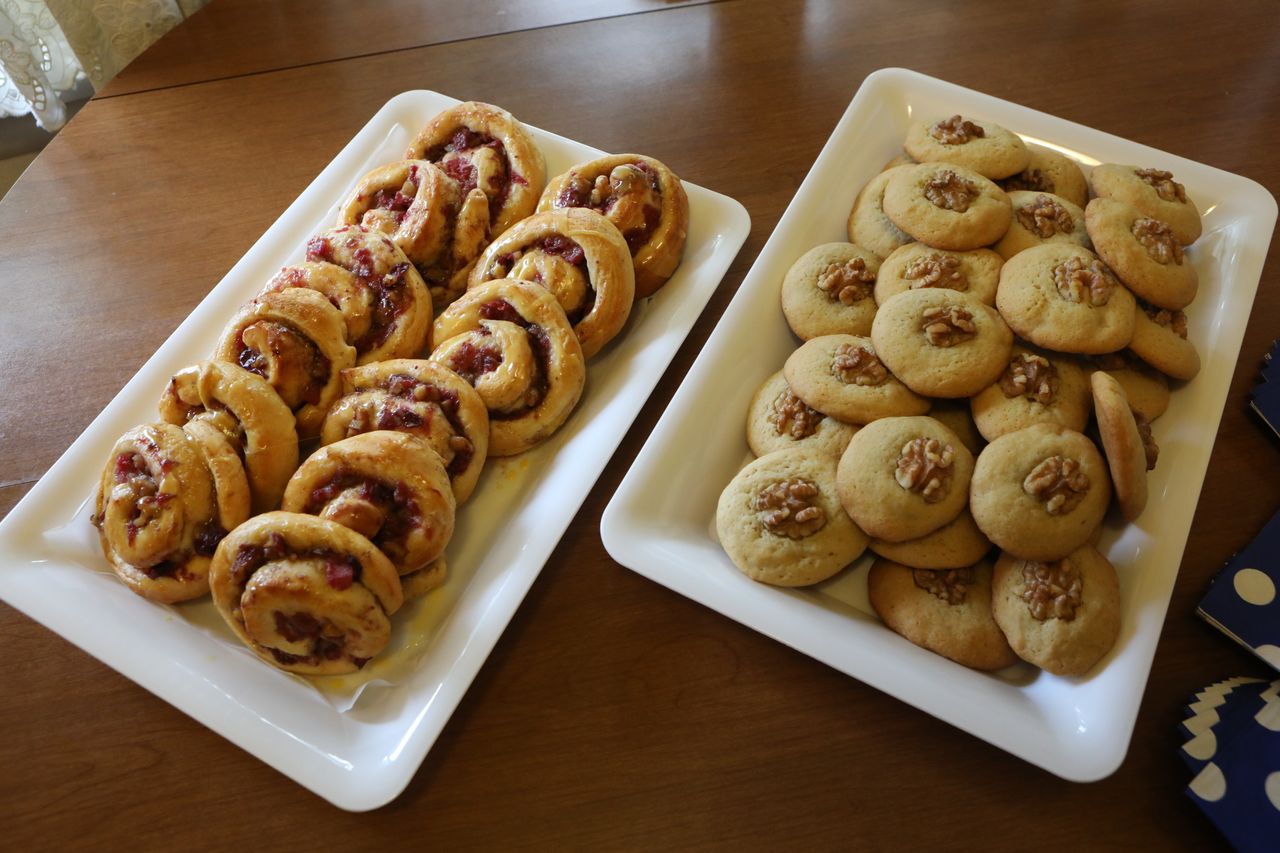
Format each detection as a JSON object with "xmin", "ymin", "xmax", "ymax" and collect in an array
[
  {"xmin": 847, "ymin": 166, "xmax": 914, "ymax": 259},
  {"xmin": 1091, "ymin": 371, "xmax": 1154, "ymax": 522},
  {"xmin": 998, "ymin": 142, "xmax": 1089, "ymax": 209},
  {"xmin": 992, "ymin": 546, "xmax": 1121, "ymax": 677},
  {"xmin": 969, "ymin": 423, "xmax": 1111, "ymax": 562},
  {"xmin": 1089, "ymin": 164, "xmax": 1201, "ymax": 245},
  {"xmin": 869, "ymin": 558, "xmax": 1018, "ymax": 671},
  {"xmin": 870, "ymin": 288, "xmax": 1013, "ymax": 399},
  {"xmin": 1127, "ymin": 300, "xmax": 1200, "ymax": 380},
  {"xmin": 874, "ymin": 243, "xmax": 1002, "ymax": 307},
  {"xmin": 903, "ymin": 115, "xmax": 1029, "ymax": 180},
  {"xmin": 716, "ymin": 447, "xmax": 869, "ymax": 587},
  {"xmin": 836, "ymin": 415, "xmax": 975, "ymax": 543},
  {"xmin": 868, "ymin": 509, "xmax": 991, "ymax": 571},
  {"xmin": 994, "ymin": 191, "xmax": 1090, "ymax": 260},
  {"xmin": 969, "ymin": 344, "xmax": 1091, "ymax": 442},
  {"xmin": 745, "ymin": 370, "xmax": 860, "ymax": 459},
  {"xmin": 1085, "ymin": 197, "xmax": 1197, "ymax": 311},
  {"xmin": 783, "ymin": 335, "xmax": 930, "ymax": 425},
  {"xmin": 1086, "ymin": 351, "xmax": 1171, "ymax": 421},
  {"xmin": 780, "ymin": 243, "xmax": 882, "ymax": 340},
  {"xmin": 883, "ymin": 162, "xmax": 1012, "ymax": 251}
]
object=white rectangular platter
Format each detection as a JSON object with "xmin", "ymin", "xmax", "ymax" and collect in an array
[
  {"xmin": 600, "ymin": 67, "xmax": 1278, "ymax": 781},
  {"xmin": 0, "ymin": 90, "xmax": 749, "ymax": 810}
]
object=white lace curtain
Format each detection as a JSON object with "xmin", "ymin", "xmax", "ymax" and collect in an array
[{"xmin": 0, "ymin": 0, "xmax": 210, "ymax": 131}]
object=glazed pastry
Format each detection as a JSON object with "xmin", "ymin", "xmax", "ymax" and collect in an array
[
  {"xmin": 213, "ymin": 287, "xmax": 356, "ymax": 439},
  {"xmin": 299, "ymin": 225, "xmax": 434, "ymax": 361},
  {"xmin": 93, "ymin": 422, "xmax": 250, "ymax": 603},
  {"xmin": 209, "ymin": 512, "xmax": 403, "ymax": 675},
  {"xmin": 539, "ymin": 153, "xmax": 689, "ymax": 298},
  {"xmin": 158, "ymin": 360, "xmax": 299, "ymax": 514},
  {"xmin": 429, "ymin": 279, "xmax": 586, "ymax": 456},
  {"xmin": 282, "ymin": 432, "xmax": 455, "ymax": 577},
  {"xmin": 405, "ymin": 100, "xmax": 546, "ymax": 238},
  {"xmin": 402, "ymin": 555, "xmax": 447, "ymax": 601},
  {"xmin": 320, "ymin": 359, "xmax": 488, "ymax": 503},
  {"xmin": 467, "ymin": 208, "xmax": 634, "ymax": 358}
]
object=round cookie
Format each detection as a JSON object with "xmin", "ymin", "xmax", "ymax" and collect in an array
[
  {"xmin": 871, "ymin": 289, "xmax": 1013, "ymax": 398},
  {"xmin": 746, "ymin": 370, "xmax": 859, "ymax": 459},
  {"xmin": 781, "ymin": 243, "xmax": 881, "ymax": 339},
  {"xmin": 928, "ymin": 399, "xmax": 985, "ymax": 455},
  {"xmin": 1091, "ymin": 372, "xmax": 1149, "ymax": 521},
  {"xmin": 883, "ymin": 163, "xmax": 1012, "ymax": 251},
  {"xmin": 716, "ymin": 447, "xmax": 868, "ymax": 587},
  {"xmin": 868, "ymin": 509, "xmax": 991, "ymax": 570},
  {"xmin": 1090, "ymin": 163, "xmax": 1201, "ymax": 245},
  {"xmin": 995, "ymin": 243, "xmax": 1136, "ymax": 355},
  {"xmin": 994, "ymin": 191, "xmax": 1089, "ymax": 260},
  {"xmin": 836, "ymin": 415, "xmax": 974, "ymax": 542},
  {"xmin": 969, "ymin": 423, "xmax": 1111, "ymax": 562},
  {"xmin": 783, "ymin": 335, "xmax": 930, "ymax": 425},
  {"xmin": 970, "ymin": 344, "xmax": 1091, "ymax": 441},
  {"xmin": 991, "ymin": 547, "xmax": 1121, "ymax": 677},
  {"xmin": 882, "ymin": 151, "xmax": 916, "ymax": 170},
  {"xmin": 875, "ymin": 243, "xmax": 1001, "ymax": 306},
  {"xmin": 1085, "ymin": 197, "xmax": 1197, "ymax": 310},
  {"xmin": 1087, "ymin": 352, "xmax": 1171, "ymax": 421},
  {"xmin": 998, "ymin": 142, "xmax": 1089, "ymax": 209},
  {"xmin": 869, "ymin": 558, "xmax": 1017, "ymax": 671},
  {"xmin": 903, "ymin": 115, "xmax": 1029, "ymax": 180},
  {"xmin": 1128, "ymin": 300, "xmax": 1200, "ymax": 380},
  {"xmin": 847, "ymin": 166, "xmax": 915, "ymax": 259}
]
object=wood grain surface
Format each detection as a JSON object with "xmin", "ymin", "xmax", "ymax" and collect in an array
[{"xmin": 2, "ymin": 0, "xmax": 1278, "ymax": 848}]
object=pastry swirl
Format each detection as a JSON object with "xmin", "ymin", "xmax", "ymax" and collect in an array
[
  {"xmin": 158, "ymin": 360, "xmax": 299, "ymax": 513},
  {"xmin": 93, "ymin": 422, "xmax": 250, "ymax": 603},
  {"xmin": 301, "ymin": 225, "xmax": 434, "ymax": 362},
  {"xmin": 209, "ymin": 512, "xmax": 403, "ymax": 675},
  {"xmin": 320, "ymin": 359, "xmax": 489, "ymax": 503},
  {"xmin": 468, "ymin": 209, "xmax": 634, "ymax": 358},
  {"xmin": 213, "ymin": 288, "xmax": 357, "ymax": 439},
  {"xmin": 539, "ymin": 153, "xmax": 689, "ymax": 298},
  {"xmin": 405, "ymin": 101, "xmax": 546, "ymax": 238},
  {"xmin": 429, "ymin": 279, "xmax": 585, "ymax": 456},
  {"xmin": 282, "ymin": 431, "xmax": 456, "ymax": 577}
]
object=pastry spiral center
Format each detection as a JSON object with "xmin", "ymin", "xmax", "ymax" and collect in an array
[
  {"xmin": 509, "ymin": 250, "xmax": 590, "ymax": 320},
  {"xmin": 238, "ymin": 321, "xmax": 330, "ymax": 409},
  {"xmin": 439, "ymin": 320, "xmax": 540, "ymax": 413}
]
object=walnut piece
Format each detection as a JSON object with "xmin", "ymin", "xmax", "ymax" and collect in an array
[
  {"xmin": 895, "ymin": 437, "xmax": 955, "ymax": 503},
  {"xmin": 769, "ymin": 388, "xmax": 824, "ymax": 439},
  {"xmin": 753, "ymin": 478, "xmax": 827, "ymax": 539},
  {"xmin": 831, "ymin": 342, "xmax": 888, "ymax": 386},
  {"xmin": 913, "ymin": 566, "xmax": 974, "ymax": 606},
  {"xmin": 1133, "ymin": 409, "xmax": 1159, "ymax": 470},
  {"xmin": 816, "ymin": 258, "xmax": 875, "ymax": 305},
  {"xmin": 920, "ymin": 305, "xmax": 977, "ymax": 347},
  {"xmin": 1052, "ymin": 256, "xmax": 1117, "ymax": 307},
  {"xmin": 1019, "ymin": 560, "xmax": 1083, "ymax": 621},
  {"xmin": 924, "ymin": 169, "xmax": 980, "ymax": 212},
  {"xmin": 1135, "ymin": 168, "xmax": 1188, "ymax": 203},
  {"xmin": 930, "ymin": 115, "xmax": 985, "ymax": 145},
  {"xmin": 999, "ymin": 353, "xmax": 1058, "ymax": 405},
  {"xmin": 904, "ymin": 252, "xmax": 968, "ymax": 291},
  {"xmin": 1142, "ymin": 302, "xmax": 1189, "ymax": 339},
  {"xmin": 1001, "ymin": 168, "xmax": 1055, "ymax": 195},
  {"xmin": 1023, "ymin": 455, "xmax": 1090, "ymax": 515},
  {"xmin": 1132, "ymin": 217, "xmax": 1184, "ymax": 265},
  {"xmin": 1016, "ymin": 194, "xmax": 1075, "ymax": 238}
]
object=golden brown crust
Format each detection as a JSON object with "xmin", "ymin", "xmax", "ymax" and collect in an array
[
  {"xmin": 468, "ymin": 208, "xmax": 635, "ymax": 358},
  {"xmin": 538, "ymin": 153, "xmax": 689, "ymax": 298},
  {"xmin": 1090, "ymin": 372, "xmax": 1148, "ymax": 521},
  {"xmin": 209, "ymin": 512, "xmax": 403, "ymax": 676}
]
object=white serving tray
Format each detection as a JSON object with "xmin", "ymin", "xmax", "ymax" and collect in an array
[
  {"xmin": 0, "ymin": 90, "xmax": 749, "ymax": 810},
  {"xmin": 601, "ymin": 67, "xmax": 1278, "ymax": 781}
]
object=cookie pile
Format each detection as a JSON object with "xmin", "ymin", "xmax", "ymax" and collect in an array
[
  {"xmin": 718, "ymin": 113, "xmax": 1205, "ymax": 677},
  {"xmin": 91, "ymin": 101, "xmax": 690, "ymax": 676}
]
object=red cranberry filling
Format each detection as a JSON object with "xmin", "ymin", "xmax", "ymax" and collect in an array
[
  {"xmin": 193, "ymin": 520, "xmax": 227, "ymax": 557},
  {"xmin": 138, "ymin": 556, "xmax": 187, "ymax": 580},
  {"xmin": 270, "ymin": 613, "xmax": 346, "ymax": 662},
  {"xmin": 371, "ymin": 189, "xmax": 414, "ymax": 223},
  {"xmin": 305, "ymin": 236, "xmax": 334, "ymax": 263},
  {"xmin": 442, "ymin": 157, "xmax": 477, "ymax": 195},
  {"xmin": 114, "ymin": 452, "xmax": 144, "ymax": 483},
  {"xmin": 324, "ymin": 556, "xmax": 357, "ymax": 590},
  {"xmin": 449, "ymin": 342, "xmax": 504, "ymax": 383},
  {"xmin": 536, "ymin": 235, "xmax": 586, "ymax": 266},
  {"xmin": 478, "ymin": 299, "xmax": 525, "ymax": 325},
  {"xmin": 491, "ymin": 324, "xmax": 551, "ymax": 420},
  {"xmin": 304, "ymin": 472, "xmax": 421, "ymax": 554},
  {"xmin": 235, "ymin": 325, "xmax": 331, "ymax": 407}
]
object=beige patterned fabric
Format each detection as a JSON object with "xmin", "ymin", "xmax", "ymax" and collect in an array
[{"xmin": 0, "ymin": 0, "xmax": 210, "ymax": 130}]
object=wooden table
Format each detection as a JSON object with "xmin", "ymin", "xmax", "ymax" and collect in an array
[{"xmin": 2, "ymin": 0, "xmax": 1276, "ymax": 846}]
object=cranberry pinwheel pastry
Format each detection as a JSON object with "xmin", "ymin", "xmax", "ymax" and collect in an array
[
  {"xmin": 429, "ymin": 279, "xmax": 586, "ymax": 457},
  {"xmin": 320, "ymin": 359, "xmax": 489, "ymax": 504},
  {"xmin": 282, "ymin": 431, "xmax": 455, "ymax": 578},
  {"xmin": 297, "ymin": 225, "xmax": 433, "ymax": 362},
  {"xmin": 93, "ymin": 422, "xmax": 250, "ymax": 603},
  {"xmin": 158, "ymin": 360, "xmax": 299, "ymax": 513},
  {"xmin": 539, "ymin": 153, "xmax": 689, "ymax": 298},
  {"xmin": 337, "ymin": 161, "xmax": 487, "ymax": 312},
  {"xmin": 213, "ymin": 288, "xmax": 357, "ymax": 440},
  {"xmin": 210, "ymin": 512, "xmax": 403, "ymax": 675},
  {"xmin": 405, "ymin": 101, "xmax": 546, "ymax": 238},
  {"xmin": 467, "ymin": 209, "xmax": 635, "ymax": 358}
]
